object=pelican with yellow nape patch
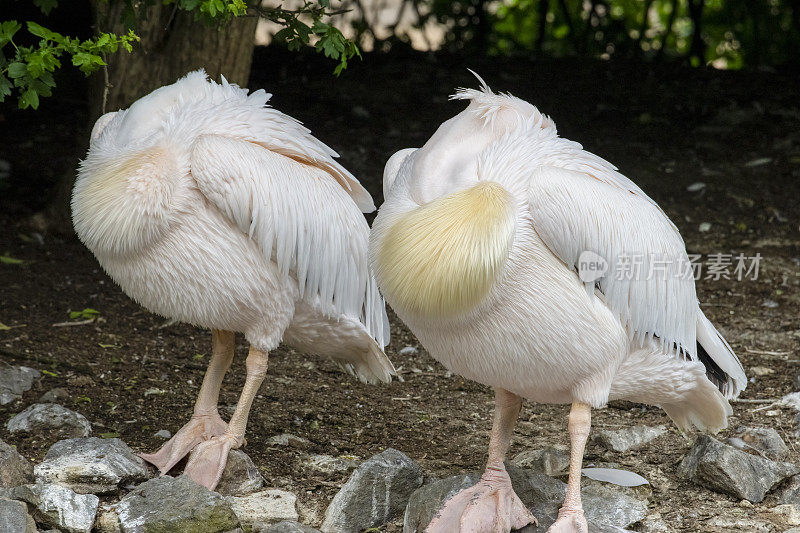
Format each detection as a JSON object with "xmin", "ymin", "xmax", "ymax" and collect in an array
[
  {"xmin": 72, "ymin": 71, "xmax": 395, "ymax": 491},
  {"xmin": 369, "ymin": 73, "xmax": 746, "ymax": 533}
]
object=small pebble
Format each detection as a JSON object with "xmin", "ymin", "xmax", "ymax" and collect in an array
[{"xmin": 154, "ymin": 429, "xmax": 171, "ymax": 439}]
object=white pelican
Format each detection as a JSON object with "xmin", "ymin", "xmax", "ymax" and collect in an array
[
  {"xmin": 369, "ymin": 75, "xmax": 746, "ymax": 533},
  {"xmin": 72, "ymin": 70, "xmax": 393, "ymax": 490}
]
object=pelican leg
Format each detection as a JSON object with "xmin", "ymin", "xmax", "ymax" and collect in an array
[
  {"xmin": 547, "ymin": 402, "xmax": 591, "ymax": 533},
  {"xmin": 140, "ymin": 329, "xmax": 234, "ymax": 473},
  {"xmin": 426, "ymin": 388, "xmax": 537, "ymax": 533},
  {"xmin": 184, "ymin": 345, "xmax": 268, "ymax": 490}
]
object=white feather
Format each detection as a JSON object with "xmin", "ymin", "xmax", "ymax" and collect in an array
[
  {"xmin": 73, "ymin": 70, "xmax": 392, "ymax": 382},
  {"xmin": 370, "ymin": 74, "xmax": 745, "ymax": 431}
]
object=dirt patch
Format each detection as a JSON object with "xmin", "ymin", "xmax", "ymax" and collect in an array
[{"xmin": 1, "ymin": 50, "xmax": 799, "ymax": 531}]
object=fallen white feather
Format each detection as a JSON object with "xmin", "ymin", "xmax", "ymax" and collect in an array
[{"xmin": 582, "ymin": 467, "xmax": 649, "ymax": 487}]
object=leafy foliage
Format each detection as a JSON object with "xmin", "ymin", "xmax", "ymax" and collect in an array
[
  {"xmin": 446, "ymin": 0, "xmax": 799, "ymax": 68},
  {"xmin": 0, "ymin": 19, "xmax": 138, "ymax": 110},
  {"xmin": 262, "ymin": 1, "xmax": 360, "ymax": 75},
  {"xmin": 1, "ymin": 0, "xmax": 358, "ymax": 109}
]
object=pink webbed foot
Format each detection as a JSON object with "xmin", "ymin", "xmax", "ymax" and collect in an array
[
  {"xmin": 139, "ymin": 410, "xmax": 228, "ymax": 474},
  {"xmin": 183, "ymin": 433, "xmax": 240, "ymax": 490},
  {"xmin": 426, "ymin": 466, "xmax": 537, "ymax": 533},
  {"xmin": 546, "ymin": 508, "xmax": 588, "ymax": 533}
]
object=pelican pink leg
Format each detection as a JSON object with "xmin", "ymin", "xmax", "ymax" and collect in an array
[
  {"xmin": 140, "ymin": 329, "xmax": 234, "ymax": 473},
  {"xmin": 426, "ymin": 389, "xmax": 537, "ymax": 533},
  {"xmin": 184, "ymin": 346, "xmax": 269, "ymax": 490},
  {"xmin": 547, "ymin": 402, "xmax": 591, "ymax": 533}
]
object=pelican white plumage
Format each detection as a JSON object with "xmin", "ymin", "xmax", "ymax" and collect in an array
[
  {"xmin": 72, "ymin": 70, "xmax": 393, "ymax": 490},
  {"xmin": 369, "ymin": 75, "xmax": 746, "ymax": 532}
]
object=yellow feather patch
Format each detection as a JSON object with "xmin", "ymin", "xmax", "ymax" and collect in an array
[
  {"xmin": 73, "ymin": 147, "xmax": 175, "ymax": 256},
  {"xmin": 376, "ymin": 181, "xmax": 515, "ymax": 318}
]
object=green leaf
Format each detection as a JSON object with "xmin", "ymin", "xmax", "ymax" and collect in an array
[
  {"xmin": 25, "ymin": 53, "xmax": 46, "ymax": 78},
  {"xmin": 69, "ymin": 308, "xmax": 100, "ymax": 319},
  {"xmin": 7, "ymin": 62, "xmax": 26, "ymax": 79},
  {"xmin": 0, "ymin": 76, "xmax": 11, "ymax": 99},
  {"xmin": 33, "ymin": 0, "xmax": 58, "ymax": 15},
  {"xmin": 27, "ymin": 22, "xmax": 58, "ymax": 41},
  {"xmin": 0, "ymin": 254, "xmax": 24, "ymax": 264},
  {"xmin": 19, "ymin": 88, "xmax": 39, "ymax": 109},
  {"xmin": 273, "ymin": 27, "xmax": 293, "ymax": 42},
  {"xmin": 72, "ymin": 52, "xmax": 104, "ymax": 75},
  {"xmin": 0, "ymin": 21, "xmax": 22, "ymax": 46},
  {"xmin": 99, "ymin": 431, "xmax": 120, "ymax": 439},
  {"xmin": 41, "ymin": 369, "xmax": 58, "ymax": 377}
]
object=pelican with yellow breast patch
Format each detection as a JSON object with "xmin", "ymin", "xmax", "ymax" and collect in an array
[{"xmin": 375, "ymin": 180, "xmax": 515, "ymax": 318}]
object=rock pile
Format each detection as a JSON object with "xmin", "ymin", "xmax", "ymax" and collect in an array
[{"xmin": 1, "ymin": 391, "xmax": 798, "ymax": 532}]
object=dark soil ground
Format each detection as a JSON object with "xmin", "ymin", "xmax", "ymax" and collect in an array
[{"xmin": 1, "ymin": 49, "xmax": 799, "ymax": 531}]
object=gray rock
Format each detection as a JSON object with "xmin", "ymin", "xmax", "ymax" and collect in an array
[
  {"xmin": 0, "ymin": 439, "xmax": 33, "ymax": 488},
  {"xmin": 770, "ymin": 503, "xmax": 800, "ymax": 526},
  {"xmin": 113, "ymin": 475, "xmax": 239, "ymax": 532},
  {"xmin": 12, "ymin": 483, "xmax": 99, "ymax": 533},
  {"xmin": 510, "ymin": 446, "xmax": 570, "ymax": 476},
  {"xmin": 726, "ymin": 426, "xmax": 789, "ymax": 460},
  {"xmin": 704, "ymin": 516, "xmax": 772, "ymax": 532},
  {"xmin": 216, "ymin": 450, "xmax": 265, "ymax": 496},
  {"xmin": 403, "ymin": 473, "xmax": 481, "ymax": 533},
  {"xmin": 228, "ymin": 489, "xmax": 298, "ymax": 529},
  {"xmin": 264, "ymin": 521, "xmax": 321, "ymax": 533},
  {"xmin": 0, "ymin": 366, "xmax": 40, "ymax": 405},
  {"xmin": 34, "ymin": 437, "xmax": 148, "ymax": 494},
  {"xmin": 39, "ymin": 388, "xmax": 70, "ymax": 404},
  {"xmin": 779, "ymin": 474, "xmax": 800, "ymax": 504},
  {"xmin": 95, "ymin": 507, "xmax": 122, "ymax": 533},
  {"xmin": 302, "ymin": 454, "xmax": 360, "ymax": 475},
  {"xmin": 593, "ymin": 425, "xmax": 667, "ymax": 453},
  {"xmin": 403, "ymin": 465, "xmax": 648, "ymax": 533},
  {"xmin": 581, "ymin": 480, "xmax": 649, "ymax": 531},
  {"xmin": 0, "ymin": 498, "xmax": 36, "ymax": 533},
  {"xmin": 638, "ymin": 513, "xmax": 675, "ymax": 533},
  {"xmin": 6, "ymin": 404, "xmax": 91, "ymax": 438},
  {"xmin": 296, "ymin": 497, "xmax": 326, "ymax": 528},
  {"xmin": 321, "ymin": 448, "xmax": 423, "ymax": 533},
  {"xmin": 677, "ymin": 435, "xmax": 799, "ymax": 502},
  {"xmin": 153, "ymin": 429, "xmax": 171, "ymax": 439}
]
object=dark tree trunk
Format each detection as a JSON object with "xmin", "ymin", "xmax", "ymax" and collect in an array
[
  {"xmin": 687, "ymin": 0, "xmax": 706, "ymax": 65},
  {"xmin": 555, "ymin": 0, "xmax": 580, "ymax": 53},
  {"xmin": 90, "ymin": 2, "xmax": 258, "ymax": 118},
  {"xmin": 37, "ymin": 3, "xmax": 258, "ymax": 235},
  {"xmin": 656, "ymin": 0, "xmax": 679, "ymax": 61},
  {"xmin": 472, "ymin": 0, "xmax": 491, "ymax": 54},
  {"xmin": 633, "ymin": 0, "xmax": 654, "ymax": 56},
  {"xmin": 535, "ymin": 0, "xmax": 550, "ymax": 53}
]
